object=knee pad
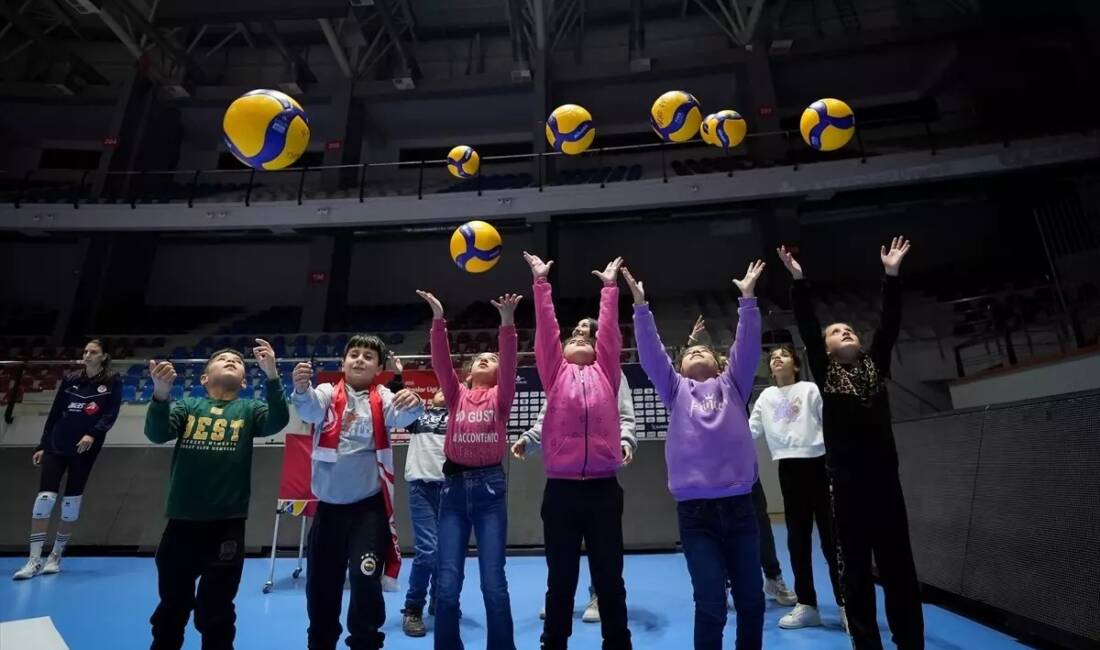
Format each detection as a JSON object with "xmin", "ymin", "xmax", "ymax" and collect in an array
[
  {"xmin": 61, "ymin": 495, "xmax": 82, "ymax": 522},
  {"xmin": 32, "ymin": 492, "xmax": 57, "ymax": 519}
]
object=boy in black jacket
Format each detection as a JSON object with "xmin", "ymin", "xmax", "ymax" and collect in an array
[{"xmin": 778, "ymin": 238, "xmax": 924, "ymax": 650}]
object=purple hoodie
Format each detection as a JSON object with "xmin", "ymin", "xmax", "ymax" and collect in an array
[{"xmin": 633, "ymin": 298, "xmax": 761, "ymax": 501}]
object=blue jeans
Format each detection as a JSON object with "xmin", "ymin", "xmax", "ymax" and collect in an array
[
  {"xmin": 677, "ymin": 494, "xmax": 764, "ymax": 650},
  {"xmin": 435, "ymin": 466, "xmax": 515, "ymax": 650},
  {"xmin": 404, "ymin": 480, "xmax": 444, "ymax": 612}
]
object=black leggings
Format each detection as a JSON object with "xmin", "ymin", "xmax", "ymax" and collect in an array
[{"xmin": 39, "ymin": 449, "xmax": 100, "ymax": 496}]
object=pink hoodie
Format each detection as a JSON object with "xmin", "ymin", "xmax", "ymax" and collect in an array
[
  {"xmin": 533, "ymin": 277, "xmax": 622, "ymax": 480},
  {"xmin": 431, "ymin": 319, "xmax": 518, "ymax": 468}
]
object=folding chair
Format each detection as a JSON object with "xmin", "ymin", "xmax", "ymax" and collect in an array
[{"xmin": 263, "ymin": 433, "xmax": 317, "ymax": 594}]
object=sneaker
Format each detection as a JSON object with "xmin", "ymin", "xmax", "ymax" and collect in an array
[
  {"xmin": 539, "ymin": 605, "xmax": 546, "ymax": 620},
  {"xmin": 41, "ymin": 553, "xmax": 61, "ymax": 575},
  {"xmin": 778, "ymin": 604, "xmax": 822, "ymax": 629},
  {"xmin": 402, "ymin": 608, "xmax": 426, "ymax": 637},
  {"xmin": 840, "ymin": 606, "xmax": 849, "ymax": 632},
  {"xmin": 581, "ymin": 595, "xmax": 600, "ymax": 623},
  {"xmin": 727, "ymin": 592, "xmax": 734, "ymax": 611},
  {"xmin": 12, "ymin": 559, "xmax": 42, "ymax": 581},
  {"xmin": 764, "ymin": 577, "xmax": 798, "ymax": 606}
]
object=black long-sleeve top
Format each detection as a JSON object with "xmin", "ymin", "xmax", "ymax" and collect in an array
[
  {"xmin": 791, "ymin": 275, "xmax": 902, "ymax": 481},
  {"xmin": 38, "ymin": 371, "xmax": 123, "ymax": 455}
]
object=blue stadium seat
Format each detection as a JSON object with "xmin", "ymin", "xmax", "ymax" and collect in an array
[
  {"xmin": 139, "ymin": 383, "xmax": 154, "ymax": 402},
  {"xmin": 190, "ymin": 383, "xmax": 207, "ymax": 399},
  {"xmin": 239, "ymin": 385, "xmax": 255, "ymax": 399},
  {"xmin": 122, "ymin": 385, "xmax": 137, "ymax": 403},
  {"xmin": 170, "ymin": 346, "xmax": 188, "ymax": 359},
  {"xmin": 170, "ymin": 385, "xmax": 184, "ymax": 401}
]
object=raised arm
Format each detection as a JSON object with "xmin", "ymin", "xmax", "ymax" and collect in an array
[
  {"xmin": 290, "ymin": 362, "xmax": 332, "ymax": 425},
  {"xmin": 491, "ymin": 293, "xmax": 522, "ymax": 417},
  {"xmin": 593, "ymin": 257, "xmax": 624, "ymax": 393},
  {"xmin": 144, "ymin": 360, "xmax": 184, "ymax": 444},
  {"xmin": 418, "ymin": 290, "xmax": 463, "ymax": 406},
  {"xmin": 526, "ymin": 251, "xmax": 563, "ymax": 389},
  {"xmin": 870, "ymin": 236, "xmax": 910, "ymax": 373},
  {"xmin": 623, "ymin": 267, "xmax": 679, "ymax": 405},
  {"xmin": 727, "ymin": 260, "xmax": 765, "ymax": 403},
  {"xmin": 251, "ymin": 339, "xmax": 290, "ymax": 437},
  {"xmin": 779, "ymin": 246, "xmax": 829, "ymax": 386}
]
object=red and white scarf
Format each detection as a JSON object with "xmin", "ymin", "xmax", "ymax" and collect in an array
[{"xmin": 311, "ymin": 380, "xmax": 401, "ymax": 591}]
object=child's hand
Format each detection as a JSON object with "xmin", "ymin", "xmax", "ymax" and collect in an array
[
  {"xmin": 393, "ymin": 388, "xmax": 422, "ymax": 411},
  {"xmin": 252, "ymin": 339, "xmax": 279, "ymax": 379},
  {"xmin": 511, "ymin": 438, "xmax": 528, "ymax": 460},
  {"xmin": 733, "ymin": 260, "xmax": 766, "ymax": 298},
  {"xmin": 688, "ymin": 315, "xmax": 706, "ymax": 344},
  {"xmin": 292, "ymin": 362, "xmax": 313, "ymax": 393},
  {"xmin": 491, "ymin": 293, "xmax": 523, "ymax": 327},
  {"xmin": 148, "ymin": 360, "xmax": 177, "ymax": 401},
  {"xmin": 389, "ymin": 353, "xmax": 404, "ymax": 375},
  {"xmin": 593, "ymin": 256, "xmax": 624, "ymax": 285},
  {"xmin": 621, "ymin": 267, "xmax": 646, "ymax": 305},
  {"xmin": 416, "ymin": 290, "xmax": 444, "ymax": 319},
  {"xmin": 621, "ymin": 443, "xmax": 634, "ymax": 466},
  {"xmin": 523, "ymin": 251, "xmax": 554, "ymax": 279},
  {"xmin": 776, "ymin": 246, "xmax": 803, "ymax": 280},
  {"xmin": 880, "ymin": 236, "xmax": 911, "ymax": 276}
]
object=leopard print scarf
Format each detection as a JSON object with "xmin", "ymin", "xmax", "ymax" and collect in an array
[{"xmin": 824, "ymin": 354, "xmax": 884, "ymax": 402}]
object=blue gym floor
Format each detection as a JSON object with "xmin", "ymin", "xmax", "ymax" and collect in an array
[{"xmin": 2, "ymin": 525, "xmax": 1031, "ymax": 649}]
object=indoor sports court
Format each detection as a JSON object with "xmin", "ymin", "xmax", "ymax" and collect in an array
[{"xmin": 1, "ymin": 1, "xmax": 1098, "ymax": 649}]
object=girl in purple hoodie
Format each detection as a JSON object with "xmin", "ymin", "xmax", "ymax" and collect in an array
[
  {"xmin": 523, "ymin": 251, "xmax": 632, "ymax": 650},
  {"xmin": 623, "ymin": 261, "xmax": 766, "ymax": 650}
]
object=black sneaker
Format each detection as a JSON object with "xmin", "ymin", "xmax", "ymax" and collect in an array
[{"xmin": 402, "ymin": 608, "xmax": 426, "ymax": 637}]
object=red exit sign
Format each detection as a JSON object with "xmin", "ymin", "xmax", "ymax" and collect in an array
[
  {"xmin": 325, "ymin": 140, "xmax": 343, "ymax": 151},
  {"xmin": 102, "ymin": 136, "xmax": 120, "ymax": 148},
  {"xmin": 309, "ymin": 271, "xmax": 328, "ymax": 284},
  {"xmin": 757, "ymin": 105, "xmax": 775, "ymax": 117}
]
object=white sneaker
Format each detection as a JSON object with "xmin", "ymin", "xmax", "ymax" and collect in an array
[
  {"xmin": 727, "ymin": 592, "xmax": 735, "ymax": 611},
  {"xmin": 840, "ymin": 606, "xmax": 849, "ymax": 632},
  {"xmin": 41, "ymin": 553, "xmax": 61, "ymax": 575},
  {"xmin": 764, "ymin": 577, "xmax": 798, "ymax": 606},
  {"xmin": 13, "ymin": 559, "xmax": 42, "ymax": 581},
  {"xmin": 778, "ymin": 604, "xmax": 822, "ymax": 629},
  {"xmin": 581, "ymin": 595, "xmax": 600, "ymax": 623}
]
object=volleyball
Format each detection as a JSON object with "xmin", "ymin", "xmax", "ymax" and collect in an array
[
  {"xmin": 800, "ymin": 98, "xmax": 855, "ymax": 152},
  {"xmin": 650, "ymin": 90, "xmax": 702, "ymax": 142},
  {"xmin": 699, "ymin": 110, "xmax": 748, "ymax": 151},
  {"xmin": 545, "ymin": 104, "xmax": 595, "ymax": 155},
  {"xmin": 449, "ymin": 220, "xmax": 503, "ymax": 273},
  {"xmin": 447, "ymin": 145, "xmax": 480, "ymax": 179},
  {"xmin": 222, "ymin": 89, "xmax": 310, "ymax": 171}
]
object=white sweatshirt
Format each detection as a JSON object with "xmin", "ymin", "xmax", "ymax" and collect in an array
[{"xmin": 749, "ymin": 381, "xmax": 826, "ymax": 461}]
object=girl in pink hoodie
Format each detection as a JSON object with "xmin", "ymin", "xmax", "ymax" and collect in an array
[
  {"xmin": 523, "ymin": 251, "xmax": 632, "ymax": 650},
  {"xmin": 416, "ymin": 289, "xmax": 521, "ymax": 650}
]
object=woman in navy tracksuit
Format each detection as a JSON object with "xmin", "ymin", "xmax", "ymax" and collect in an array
[{"xmin": 13, "ymin": 339, "xmax": 122, "ymax": 580}]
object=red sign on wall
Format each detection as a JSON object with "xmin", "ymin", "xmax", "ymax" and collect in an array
[
  {"xmin": 325, "ymin": 140, "xmax": 343, "ymax": 151},
  {"xmin": 316, "ymin": 370, "xmax": 439, "ymax": 401},
  {"xmin": 757, "ymin": 105, "xmax": 775, "ymax": 117},
  {"xmin": 309, "ymin": 271, "xmax": 328, "ymax": 284},
  {"xmin": 102, "ymin": 136, "xmax": 120, "ymax": 148}
]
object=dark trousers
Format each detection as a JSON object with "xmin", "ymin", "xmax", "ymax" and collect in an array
[
  {"xmin": 39, "ymin": 449, "xmax": 100, "ymax": 496},
  {"xmin": 751, "ymin": 479, "xmax": 782, "ymax": 580},
  {"xmin": 150, "ymin": 518, "xmax": 246, "ymax": 650},
  {"xmin": 834, "ymin": 473, "xmax": 924, "ymax": 650},
  {"xmin": 777, "ymin": 457, "xmax": 842, "ymax": 608},
  {"xmin": 306, "ymin": 494, "xmax": 390, "ymax": 650},
  {"xmin": 540, "ymin": 478, "xmax": 631, "ymax": 650},
  {"xmin": 677, "ymin": 494, "xmax": 764, "ymax": 650}
]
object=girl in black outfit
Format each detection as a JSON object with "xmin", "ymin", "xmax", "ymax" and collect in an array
[
  {"xmin": 13, "ymin": 339, "xmax": 122, "ymax": 580},
  {"xmin": 778, "ymin": 238, "xmax": 924, "ymax": 650}
]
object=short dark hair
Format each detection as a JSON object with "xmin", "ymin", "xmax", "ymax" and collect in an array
[
  {"xmin": 769, "ymin": 344, "xmax": 801, "ymax": 378},
  {"xmin": 204, "ymin": 348, "xmax": 245, "ymax": 373},
  {"xmin": 344, "ymin": 334, "xmax": 387, "ymax": 362}
]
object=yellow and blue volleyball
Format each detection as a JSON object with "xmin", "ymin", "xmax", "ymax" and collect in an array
[
  {"xmin": 650, "ymin": 90, "xmax": 702, "ymax": 142},
  {"xmin": 446, "ymin": 145, "xmax": 480, "ymax": 179},
  {"xmin": 799, "ymin": 98, "xmax": 855, "ymax": 152},
  {"xmin": 699, "ymin": 109, "xmax": 747, "ymax": 151},
  {"xmin": 449, "ymin": 220, "xmax": 502, "ymax": 273},
  {"xmin": 223, "ymin": 89, "xmax": 310, "ymax": 170},
  {"xmin": 545, "ymin": 104, "xmax": 595, "ymax": 155}
]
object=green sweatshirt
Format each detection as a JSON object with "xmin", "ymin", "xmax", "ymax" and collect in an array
[{"xmin": 145, "ymin": 379, "xmax": 289, "ymax": 520}]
